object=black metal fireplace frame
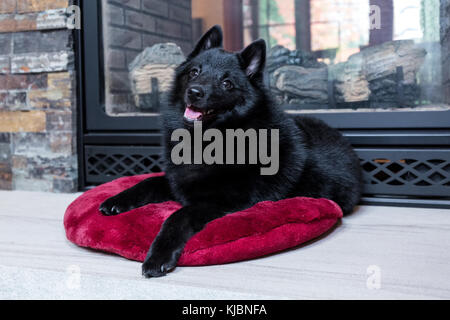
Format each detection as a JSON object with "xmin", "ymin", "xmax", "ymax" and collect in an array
[{"xmin": 75, "ymin": 0, "xmax": 450, "ymax": 208}]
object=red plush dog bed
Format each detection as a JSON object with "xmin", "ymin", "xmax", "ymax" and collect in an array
[{"xmin": 64, "ymin": 173, "xmax": 343, "ymax": 266}]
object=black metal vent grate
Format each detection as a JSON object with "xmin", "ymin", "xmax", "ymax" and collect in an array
[
  {"xmin": 362, "ymin": 159, "xmax": 450, "ymax": 186},
  {"xmin": 85, "ymin": 146, "xmax": 164, "ymax": 184},
  {"xmin": 84, "ymin": 146, "xmax": 450, "ymax": 199},
  {"xmin": 357, "ymin": 149, "xmax": 450, "ymax": 197}
]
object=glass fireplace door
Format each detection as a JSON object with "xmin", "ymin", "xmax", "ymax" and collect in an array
[
  {"xmin": 84, "ymin": 0, "xmax": 449, "ymax": 131},
  {"xmin": 82, "ymin": 0, "xmax": 196, "ymax": 131},
  {"xmin": 243, "ymin": 0, "xmax": 450, "ymax": 128}
]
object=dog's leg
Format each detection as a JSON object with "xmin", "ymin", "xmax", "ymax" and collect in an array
[
  {"xmin": 99, "ymin": 175, "xmax": 173, "ymax": 216},
  {"xmin": 142, "ymin": 204, "xmax": 226, "ymax": 278}
]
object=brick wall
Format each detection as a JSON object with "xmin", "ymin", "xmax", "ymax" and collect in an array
[
  {"xmin": 104, "ymin": 0, "xmax": 193, "ymax": 114},
  {"xmin": 0, "ymin": 0, "xmax": 77, "ymax": 192}
]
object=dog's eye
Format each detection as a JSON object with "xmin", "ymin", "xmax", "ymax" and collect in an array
[
  {"xmin": 189, "ymin": 69, "xmax": 200, "ymax": 80},
  {"xmin": 222, "ymin": 80, "xmax": 233, "ymax": 90}
]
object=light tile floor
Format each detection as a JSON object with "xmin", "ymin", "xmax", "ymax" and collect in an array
[{"xmin": 0, "ymin": 191, "xmax": 449, "ymax": 300}]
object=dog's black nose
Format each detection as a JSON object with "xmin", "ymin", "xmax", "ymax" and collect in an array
[{"xmin": 187, "ymin": 86, "xmax": 205, "ymax": 101}]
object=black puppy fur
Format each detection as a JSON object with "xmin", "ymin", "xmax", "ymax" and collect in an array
[{"xmin": 100, "ymin": 25, "xmax": 362, "ymax": 278}]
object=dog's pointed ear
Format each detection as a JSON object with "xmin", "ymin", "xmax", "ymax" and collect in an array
[
  {"xmin": 239, "ymin": 39, "xmax": 266, "ymax": 79},
  {"xmin": 188, "ymin": 25, "xmax": 223, "ymax": 59}
]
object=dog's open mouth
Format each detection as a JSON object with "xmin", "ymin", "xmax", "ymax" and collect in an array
[{"xmin": 184, "ymin": 105, "xmax": 217, "ymax": 122}]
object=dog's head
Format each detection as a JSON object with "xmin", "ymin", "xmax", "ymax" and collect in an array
[{"xmin": 169, "ymin": 25, "xmax": 267, "ymax": 126}]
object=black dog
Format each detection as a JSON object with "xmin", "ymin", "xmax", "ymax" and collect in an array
[{"xmin": 100, "ymin": 25, "xmax": 362, "ymax": 278}]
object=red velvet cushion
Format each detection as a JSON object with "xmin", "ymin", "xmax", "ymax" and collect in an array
[{"xmin": 64, "ymin": 173, "xmax": 343, "ymax": 266}]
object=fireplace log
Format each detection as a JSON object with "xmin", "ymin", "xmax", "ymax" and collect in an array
[
  {"xmin": 267, "ymin": 45, "xmax": 326, "ymax": 73},
  {"xmin": 273, "ymin": 66, "xmax": 329, "ymax": 105},
  {"xmin": 330, "ymin": 53, "xmax": 370, "ymax": 103},
  {"xmin": 331, "ymin": 40, "xmax": 427, "ymax": 106},
  {"xmin": 363, "ymin": 40, "xmax": 426, "ymax": 84},
  {"xmin": 129, "ymin": 43, "xmax": 185, "ymax": 109}
]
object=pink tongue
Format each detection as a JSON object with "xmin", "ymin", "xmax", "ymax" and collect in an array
[{"xmin": 184, "ymin": 107, "xmax": 203, "ymax": 121}]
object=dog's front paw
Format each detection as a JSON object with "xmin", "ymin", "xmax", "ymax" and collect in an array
[
  {"xmin": 142, "ymin": 249, "xmax": 179, "ymax": 278},
  {"xmin": 99, "ymin": 196, "xmax": 131, "ymax": 216}
]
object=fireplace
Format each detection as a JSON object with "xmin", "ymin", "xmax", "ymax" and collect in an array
[{"xmin": 76, "ymin": 0, "xmax": 450, "ymax": 207}]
